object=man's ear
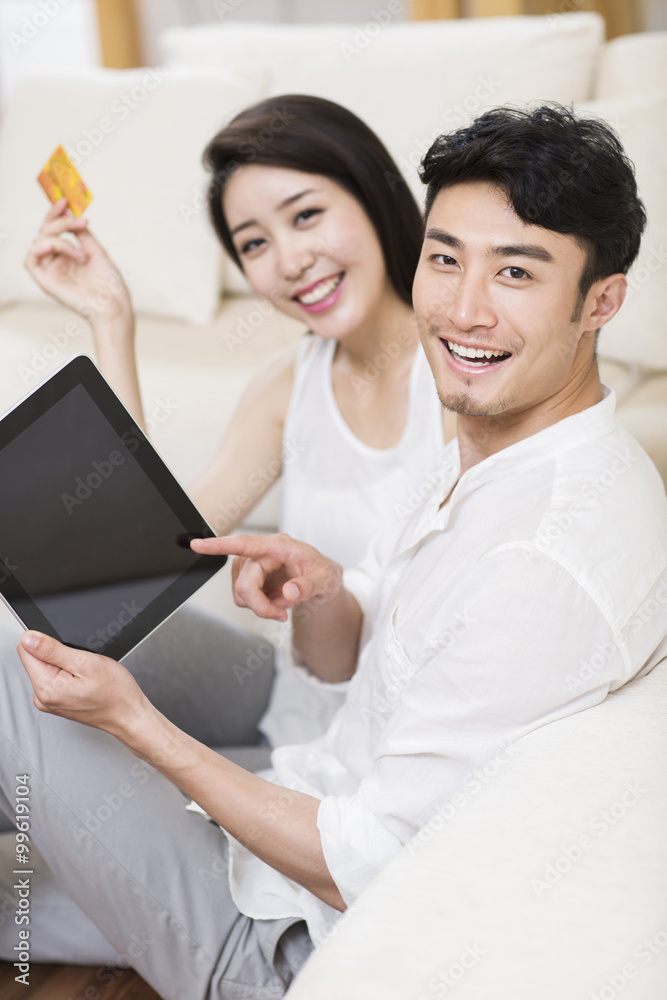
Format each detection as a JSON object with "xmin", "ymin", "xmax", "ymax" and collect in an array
[{"xmin": 584, "ymin": 273, "xmax": 627, "ymax": 331}]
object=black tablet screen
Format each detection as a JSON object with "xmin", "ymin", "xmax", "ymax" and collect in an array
[{"xmin": 0, "ymin": 358, "xmax": 226, "ymax": 659}]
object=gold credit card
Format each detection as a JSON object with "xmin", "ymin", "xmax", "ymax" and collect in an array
[{"xmin": 37, "ymin": 145, "xmax": 93, "ymax": 216}]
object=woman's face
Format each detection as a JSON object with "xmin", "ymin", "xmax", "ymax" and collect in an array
[{"xmin": 222, "ymin": 165, "xmax": 391, "ymax": 340}]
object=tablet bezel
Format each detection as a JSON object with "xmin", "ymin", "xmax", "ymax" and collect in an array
[{"xmin": 0, "ymin": 354, "xmax": 227, "ymax": 661}]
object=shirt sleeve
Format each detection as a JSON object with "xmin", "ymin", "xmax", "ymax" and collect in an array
[
  {"xmin": 343, "ymin": 516, "xmax": 407, "ymax": 618},
  {"xmin": 317, "ymin": 547, "xmax": 626, "ymax": 906}
]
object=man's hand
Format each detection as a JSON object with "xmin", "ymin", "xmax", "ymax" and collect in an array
[
  {"xmin": 191, "ymin": 533, "xmax": 343, "ymax": 622},
  {"xmin": 192, "ymin": 533, "xmax": 362, "ymax": 682},
  {"xmin": 17, "ymin": 631, "xmax": 151, "ymax": 741},
  {"xmin": 16, "ymin": 629, "xmax": 346, "ymax": 909}
]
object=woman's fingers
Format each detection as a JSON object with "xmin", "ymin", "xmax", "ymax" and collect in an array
[
  {"xmin": 39, "ymin": 215, "xmax": 89, "ymax": 238},
  {"xmin": 43, "ymin": 196, "xmax": 69, "ymax": 222},
  {"xmin": 27, "ymin": 236, "xmax": 87, "ymax": 264}
]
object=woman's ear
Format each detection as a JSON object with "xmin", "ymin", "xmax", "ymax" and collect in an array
[{"xmin": 585, "ymin": 273, "xmax": 627, "ymax": 331}]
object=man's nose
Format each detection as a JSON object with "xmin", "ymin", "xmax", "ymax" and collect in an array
[{"xmin": 444, "ymin": 271, "xmax": 496, "ymax": 332}]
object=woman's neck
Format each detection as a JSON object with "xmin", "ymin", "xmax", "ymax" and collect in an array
[{"xmin": 333, "ymin": 285, "xmax": 418, "ymax": 374}]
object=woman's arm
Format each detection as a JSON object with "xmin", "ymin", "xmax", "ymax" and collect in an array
[
  {"xmin": 26, "ymin": 202, "xmax": 301, "ymax": 536},
  {"xmin": 188, "ymin": 342, "xmax": 298, "ymax": 533},
  {"xmin": 25, "ymin": 199, "xmax": 146, "ymax": 429}
]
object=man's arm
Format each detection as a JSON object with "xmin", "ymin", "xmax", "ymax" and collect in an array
[
  {"xmin": 192, "ymin": 533, "xmax": 363, "ymax": 683},
  {"xmin": 17, "ymin": 631, "xmax": 346, "ymax": 911}
]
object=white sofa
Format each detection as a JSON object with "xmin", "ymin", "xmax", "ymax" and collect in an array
[{"xmin": 0, "ymin": 14, "xmax": 665, "ymax": 994}]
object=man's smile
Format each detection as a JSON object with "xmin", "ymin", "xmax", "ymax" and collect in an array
[{"xmin": 441, "ymin": 337, "xmax": 513, "ymax": 372}]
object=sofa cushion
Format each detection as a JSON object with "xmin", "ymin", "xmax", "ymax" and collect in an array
[
  {"xmin": 0, "ymin": 65, "xmax": 264, "ymax": 322},
  {"xmin": 161, "ymin": 14, "xmax": 604, "ymax": 201},
  {"xmin": 596, "ymin": 30, "xmax": 667, "ymax": 100},
  {"xmin": 578, "ymin": 92, "xmax": 667, "ymax": 372},
  {"xmin": 286, "ymin": 660, "xmax": 667, "ymax": 999}
]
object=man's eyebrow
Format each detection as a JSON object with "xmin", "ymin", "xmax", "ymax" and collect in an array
[
  {"xmin": 230, "ymin": 188, "xmax": 318, "ymax": 238},
  {"xmin": 424, "ymin": 228, "xmax": 555, "ymax": 264},
  {"xmin": 424, "ymin": 228, "xmax": 464, "ymax": 251},
  {"xmin": 489, "ymin": 243, "xmax": 555, "ymax": 263}
]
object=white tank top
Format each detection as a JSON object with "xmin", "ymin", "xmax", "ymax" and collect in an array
[{"xmin": 258, "ymin": 333, "xmax": 445, "ymax": 748}]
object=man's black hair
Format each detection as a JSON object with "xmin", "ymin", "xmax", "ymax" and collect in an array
[{"xmin": 419, "ymin": 104, "xmax": 647, "ymax": 308}]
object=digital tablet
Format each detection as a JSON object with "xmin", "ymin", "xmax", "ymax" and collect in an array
[{"xmin": 0, "ymin": 355, "xmax": 227, "ymax": 661}]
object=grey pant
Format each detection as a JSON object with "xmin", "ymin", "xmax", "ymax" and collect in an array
[{"xmin": 0, "ymin": 607, "xmax": 314, "ymax": 999}]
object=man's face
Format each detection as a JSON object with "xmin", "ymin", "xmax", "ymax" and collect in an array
[{"xmin": 413, "ymin": 180, "xmax": 597, "ymax": 419}]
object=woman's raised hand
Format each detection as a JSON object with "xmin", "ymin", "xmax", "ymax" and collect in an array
[{"xmin": 24, "ymin": 197, "xmax": 133, "ymax": 333}]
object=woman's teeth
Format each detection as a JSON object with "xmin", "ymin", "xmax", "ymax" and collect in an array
[
  {"xmin": 296, "ymin": 273, "xmax": 343, "ymax": 305},
  {"xmin": 447, "ymin": 340, "xmax": 511, "ymax": 366}
]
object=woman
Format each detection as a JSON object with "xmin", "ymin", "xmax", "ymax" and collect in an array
[{"xmin": 23, "ymin": 94, "xmax": 448, "ymax": 758}]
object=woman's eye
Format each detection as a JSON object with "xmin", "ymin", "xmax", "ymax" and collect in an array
[
  {"xmin": 239, "ymin": 237, "xmax": 265, "ymax": 255},
  {"xmin": 501, "ymin": 266, "xmax": 529, "ymax": 279},
  {"xmin": 295, "ymin": 208, "xmax": 322, "ymax": 225}
]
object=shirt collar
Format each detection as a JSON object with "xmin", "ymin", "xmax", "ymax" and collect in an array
[{"xmin": 397, "ymin": 385, "xmax": 617, "ymax": 553}]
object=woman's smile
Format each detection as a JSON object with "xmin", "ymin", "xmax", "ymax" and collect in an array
[{"xmin": 292, "ymin": 272, "xmax": 346, "ymax": 313}]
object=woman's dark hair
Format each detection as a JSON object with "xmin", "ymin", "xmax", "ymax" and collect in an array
[
  {"xmin": 419, "ymin": 104, "xmax": 647, "ymax": 306},
  {"xmin": 203, "ymin": 94, "xmax": 423, "ymax": 306}
]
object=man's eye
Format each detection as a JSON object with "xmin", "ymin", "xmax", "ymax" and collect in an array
[
  {"xmin": 240, "ymin": 237, "xmax": 264, "ymax": 255},
  {"xmin": 433, "ymin": 254, "xmax": 457, "ymax": 266},
  {"xmin": 501, "ymin": 266, "xmax": 529, "ymax": 279},
  {"xmin": 295, "ymin": 208, "xmax": 322, "ymax": 224}
]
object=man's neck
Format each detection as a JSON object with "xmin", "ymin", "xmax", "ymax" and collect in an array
[{"xmin": 454, "ymin": 365, "xmax": 604, "ymax": 477}]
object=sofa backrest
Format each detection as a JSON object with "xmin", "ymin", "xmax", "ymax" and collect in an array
[{"xmin": 161, "ymin": 14, "xmax": 605, "ymax": 201}]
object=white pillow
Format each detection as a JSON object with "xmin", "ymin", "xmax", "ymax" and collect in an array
[
  {"xmin": 0, "ymin": 65, "xmax": 265, "ymax": 322},
  {"xmin": 578, "ymin": 93, "xmax": 667, "ymax": 371},
  {"xmin": 161, "ymin": 14, "xmax": 604, "ymax": 202},
  {"xmin": 596, "ymin": 31, "xmax": 667, "ymax": 101}
]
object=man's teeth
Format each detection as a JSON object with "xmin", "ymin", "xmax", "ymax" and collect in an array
[
  {"xmin": 447, "ymin": 340, "xmax": 511, "ymax": 364},
  {"xmin": 297, "ymin": 274, "xmax": 343, "ymax": 305}
]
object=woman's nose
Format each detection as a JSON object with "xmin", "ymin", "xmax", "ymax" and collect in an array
[{"xmin": 279, "ymin": 240, "xmax": 318, "ymax": 282}]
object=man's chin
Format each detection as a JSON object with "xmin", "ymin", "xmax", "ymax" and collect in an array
[{"xmin": 438, "ymin": 389, "xmax": 514, "ymax": 418}]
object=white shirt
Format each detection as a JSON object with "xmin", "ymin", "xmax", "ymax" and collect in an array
[
  {"xmin": 259, "ymin": 334, "xmax": 445, "ymax": 748},
  {"xmin": 224, "ymin": 386, "xmax": 667, "ymax": 945}
]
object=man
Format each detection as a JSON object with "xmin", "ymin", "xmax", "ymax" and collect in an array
[{"xmin": 1, "ymin": 106, "xmax": 665, "ymax": 999}]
